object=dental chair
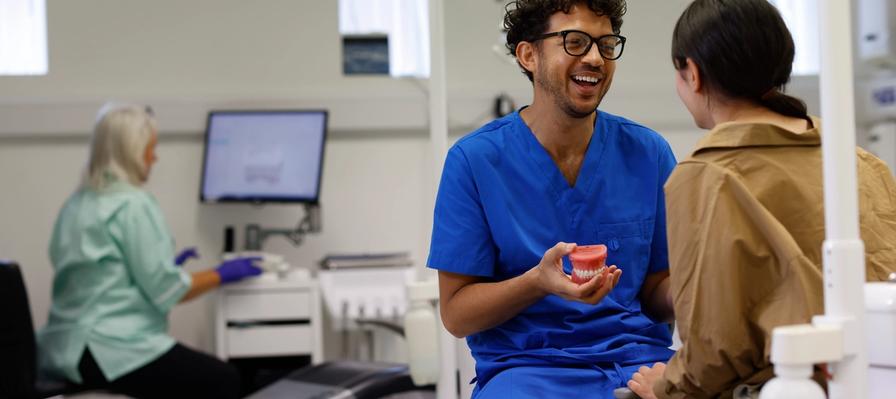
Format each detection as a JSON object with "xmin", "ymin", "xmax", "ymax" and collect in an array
[
  {"xmin": 0, "ymin": 260, "xmax": 94, "ymax": 398},
  {"xmin": 246, "ymin": 360, "xmax": 432, "ymax": 399},
  {"xmin": 245, "ymin": 285, "xmax": 437, "ymax": 399}
]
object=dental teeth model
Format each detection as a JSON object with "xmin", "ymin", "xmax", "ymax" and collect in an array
[{"xmin": 568, "ymin": 244, "xmax": 608, "ymax": 285}]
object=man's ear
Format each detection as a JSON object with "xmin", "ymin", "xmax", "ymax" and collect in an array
[
  {"xmin": 516, "ymin": 41, "xmax": 537, "ymax": 77},
  {"xmin": 683, "ymin": 58, "xmax": 703, "ymax": 94}
]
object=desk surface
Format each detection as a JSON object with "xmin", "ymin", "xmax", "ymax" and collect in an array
[{"xmin": 222, "ymin": 272, "xmax": 317, "ymax": 292}]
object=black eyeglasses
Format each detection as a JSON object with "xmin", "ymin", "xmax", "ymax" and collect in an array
[{"xmin": 533, "ymin": 30, "xmax": 626, "ymax": 60}]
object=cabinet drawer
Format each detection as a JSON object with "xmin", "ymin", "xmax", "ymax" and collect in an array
[
  {"xmin": 226, "ymin": 324, "xmax": 313, "ymax": 358},
  {"xmin": 225, "ymin": 290, "xmax": 311, "ymax": 321}
]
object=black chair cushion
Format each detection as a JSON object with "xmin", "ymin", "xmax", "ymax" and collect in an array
[
  {"xmin": 33, "ymin": 375, "xmax": 91, "ymax": 398},
  {"xmin": 0, "ymin": 261, "xmax": 38, "ymax": 398},
  {"xmin": 287, "ymin": 361, "xmax": 429, "ymax": 399}
]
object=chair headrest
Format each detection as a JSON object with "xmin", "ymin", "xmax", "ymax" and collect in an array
[
  {"xmin": 0, "ymin": 259, "xmax": 36, "ymax": 399},
  {"xmin": 0, "ymin": 260, "xmax": 22, "ymax": 278}
]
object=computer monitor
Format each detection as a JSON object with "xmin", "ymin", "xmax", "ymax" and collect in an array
[{"xmin": 200, "ymin": 110, "xmax": 327, "ymax": 204}]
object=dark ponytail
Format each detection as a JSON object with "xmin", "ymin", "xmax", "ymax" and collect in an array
[
  {"xmin": 672, "ymin": 0, "xmax": 809, "ymax": 121},
  {"xmin": 759, "ymin": 90, "xmax": 809, "ymax": 121}
]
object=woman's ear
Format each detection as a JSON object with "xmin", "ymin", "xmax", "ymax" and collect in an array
[
  {"xmin": 516, "ymin": 41, "xmax": 537, "ymax": 77},
  {"xmin": 683, "ymin": 58, "xmax": 703, "ymax": 94}
]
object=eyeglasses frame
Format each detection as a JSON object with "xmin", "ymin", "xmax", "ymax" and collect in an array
[{"xmin": 532, "ymin": 30, "xmax": 627, "ymax": 61}]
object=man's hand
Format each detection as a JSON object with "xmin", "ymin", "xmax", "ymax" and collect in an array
[
  {"xmin": 529, "ymin": 242, "xmax": 622, "ymax": 305},
  {"xmin": 628, "ymin": 362, "xmax": 666, "ymax": 399}
]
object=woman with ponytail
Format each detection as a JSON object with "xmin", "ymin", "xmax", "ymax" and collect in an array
[{"xmin": 626, "ymin": 0, "xmax": 896, "ymax": 398}]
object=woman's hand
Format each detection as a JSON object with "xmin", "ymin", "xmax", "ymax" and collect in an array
[
  {"xmin": 174, "ymin": 247, "xmax": 199, "ymax": 266},
  {"xmin": 627, "ymin": 362, "xmax": 666, "ymax": 399},
  {"xmin": 215, "ymin": 257, "xmax": 263, "ymax": 284}
]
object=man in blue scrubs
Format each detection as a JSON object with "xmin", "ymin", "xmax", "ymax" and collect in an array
[{"xmin": 428, "ymin": 1, "xmax": 676, "ymax": 397}]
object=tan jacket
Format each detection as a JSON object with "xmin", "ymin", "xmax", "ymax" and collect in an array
[{"xmin": 655, "ymin": 119, "xmax": 896, "ymax": 398}]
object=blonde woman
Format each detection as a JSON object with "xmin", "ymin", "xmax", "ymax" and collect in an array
[{"xmin": 38, "ymin": 103, "xmax": 261, "ymax": 398}]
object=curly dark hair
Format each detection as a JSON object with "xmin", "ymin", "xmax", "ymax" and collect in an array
[{"xmin": 504, "ymin": 0, "xmax": 627, "ymax": 82}]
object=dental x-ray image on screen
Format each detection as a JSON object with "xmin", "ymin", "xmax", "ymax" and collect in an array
[{"xmin": 200, "ymin": 110, "xmax": 327, "ymax": 203}]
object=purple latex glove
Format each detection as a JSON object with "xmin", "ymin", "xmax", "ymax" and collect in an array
[
  {"xmin": 174, "ymin": 247, "xmax": 199, "ymax": 266},
  {"xmin": 215, "ymin": 257, "xmax": 263, "ymax": 284}
]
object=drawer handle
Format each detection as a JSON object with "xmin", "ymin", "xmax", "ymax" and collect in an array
[{"xmin": 227, "ymin": 319, "xmax": 310, "ymax": 328}]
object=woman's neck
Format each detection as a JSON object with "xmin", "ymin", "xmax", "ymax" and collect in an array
[{"xmin": 709, "ymin": 100, "xmax": 809, "ymax": 133}]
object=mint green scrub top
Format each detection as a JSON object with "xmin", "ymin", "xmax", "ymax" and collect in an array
[{"xmin": 37, "ymin": 181, "xmax": 192, "ymax": 383}]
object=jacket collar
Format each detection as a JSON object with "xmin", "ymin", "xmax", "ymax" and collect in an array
[{"xmin": 692, "ymin": 116, "xmax": 820, "ymax": 156}]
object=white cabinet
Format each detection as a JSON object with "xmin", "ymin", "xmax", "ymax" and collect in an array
[{"xmin": 215, "ymin": 277, "xmax": 323, "ymax": 364}]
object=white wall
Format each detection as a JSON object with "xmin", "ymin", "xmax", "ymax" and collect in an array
[{"xmin": 1, "ymin": 0, "xmax": 782, "ymax": 357}]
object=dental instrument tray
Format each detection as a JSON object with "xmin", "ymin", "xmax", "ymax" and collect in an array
[{"xmin": 319, "ymin": 252, "xmax": 413, "ymax": 269}]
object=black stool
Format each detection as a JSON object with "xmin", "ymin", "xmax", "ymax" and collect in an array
[{"xmin": 0, "ymin": 260, "xmax": 92, "ymax": 398}]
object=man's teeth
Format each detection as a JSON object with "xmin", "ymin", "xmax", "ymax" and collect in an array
[
  {"xmin": 573, "ymin": 268, "xmax": 602, "ymax": 279},
  {"xmin": 573, "ymin": 75, "xmax": 599, "ymax": 83}
]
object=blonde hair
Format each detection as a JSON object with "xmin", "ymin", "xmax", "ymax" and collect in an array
[{"xmin": 85, "ymin": 103, "xmax": 157, "ymax": 190}]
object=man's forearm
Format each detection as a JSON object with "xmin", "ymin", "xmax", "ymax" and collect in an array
[
  {"xmin": 642, "ymin": 275, "xmax": 674, "ymax": 323},
  {"xmin": 441, "ymin": 267, "xmax": 547, "ymax": 337}
]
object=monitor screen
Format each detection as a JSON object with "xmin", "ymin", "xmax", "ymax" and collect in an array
[{"xmin": 200, "ymin": 110, "xmax": 327, "ymax": 203}]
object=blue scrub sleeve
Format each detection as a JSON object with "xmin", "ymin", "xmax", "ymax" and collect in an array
[
  {"xmin": 115, "ymin": 194, "xmax": 192, "ymax": 313},
  {"xmin": 427, "ymin": 146, "xmax": 497, "ymax": 277},
  {"xmin": 648, "ymin": 142, "xmax": 677, "ymax": 274}
]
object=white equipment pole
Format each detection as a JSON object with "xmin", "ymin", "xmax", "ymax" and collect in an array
[
  {"xmin": 429, "ymin": 0, "xmax": 448, "ymax": 175},
  {"xmin": 817, "ymin": 0, "xmax": 868, "ymax": 397},
  {"xmin": 761, "ymin": 1, "xmax": 869, "ymax": 398},
  {"xmin": 428, "ymin": 1, "xmax": 457, "ymax": 399}
]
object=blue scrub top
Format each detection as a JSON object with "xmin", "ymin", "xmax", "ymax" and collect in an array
[{"xmin": 428, "ymin": 110, "xmax": 677, "ymax": 392}]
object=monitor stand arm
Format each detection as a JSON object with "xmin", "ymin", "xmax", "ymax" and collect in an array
[{"xmin": 243, "ymin": 203, "xmax": 321, "ymax": 251}]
